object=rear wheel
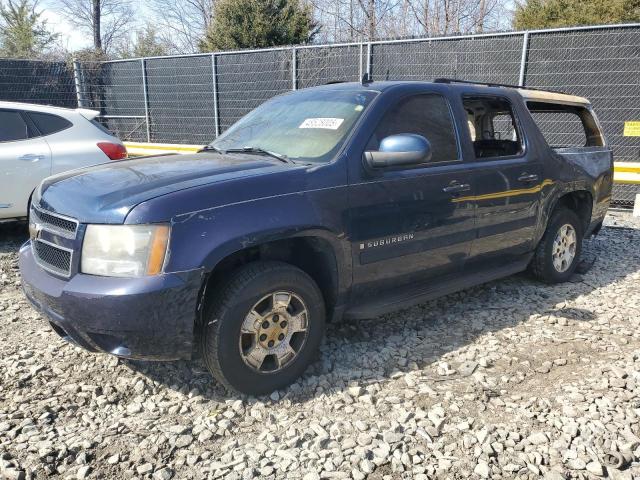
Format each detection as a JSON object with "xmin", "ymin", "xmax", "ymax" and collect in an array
[
  {"xmin": 201, "ymin": 261, "xmax": 325, "ymax": 395},
  {"xmin": 530, "ymin": 208, "xmax": 583, "ymax": 283}
]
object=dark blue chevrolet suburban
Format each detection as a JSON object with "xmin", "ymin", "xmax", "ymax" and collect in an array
[{"xmin": 20, "ymin": 79, "xmax": 613, "ymax": 395}]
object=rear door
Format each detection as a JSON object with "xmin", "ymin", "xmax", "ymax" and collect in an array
[
  {"xmin": 462, "ymin": 95, "xmax": 543, "ymax": 267},
  {"xmin": 347, "ymin": 90, "xmax": 477, "ymax": 302},
  {"xmin": 0, "ymin": 109, "xmax": 51, "ymax": 218},
  {"xmin": 24, "ymin": 110, "xmax": 89, "ymax": 175}
]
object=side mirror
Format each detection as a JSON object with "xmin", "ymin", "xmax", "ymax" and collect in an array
[{"xmin": 364, "ymin": 134, "xmax": 432, "ymax": 169}]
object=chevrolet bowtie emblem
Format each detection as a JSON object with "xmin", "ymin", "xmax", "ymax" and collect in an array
[{"xmin": 29, "ymin": 223, "xmax": 43, "ymax": 240}]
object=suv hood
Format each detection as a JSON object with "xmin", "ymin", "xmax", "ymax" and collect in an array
[{"xmin": 37, "ymin": 152, "xmax": 294, "ymax": 223}]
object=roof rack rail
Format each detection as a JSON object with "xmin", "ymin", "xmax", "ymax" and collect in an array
[
  {"xmin": 325, "ymin": 80, "xmax": 347, "ymax": 85},
  {"xmin": 433, "ymin": 78, "xmax": 571, "ymax": 96}
]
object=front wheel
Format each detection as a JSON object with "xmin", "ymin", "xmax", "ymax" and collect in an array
[
  {"xmin": 201, "ymin": 261, "xmax": 325, "ymax": 395},
  {"xmin": 530, "ymin": 208, "xmax": 583, "ymax": 283}
]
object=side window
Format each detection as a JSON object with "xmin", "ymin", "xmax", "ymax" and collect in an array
[
  {"xmin": 527, "ymin": 101, "xmax": 604, "ymax": 148},
  {"xmin": 27, "ymin": 112, "xmax": 72, "ymax": 136},
  {"xmin": 0, "ymin": 110, "xmax": 29, "ymax": 142},
  {"xmin": 492, "ymin": 114, "xmax": 518, "ymax": 141},
  {"xmin": 368, "ymin": 94, "xmax": 459, "ymax": 163},
  {"xmin": 463, "ymin": 96, "xmax": 524, "ymax": 159}
]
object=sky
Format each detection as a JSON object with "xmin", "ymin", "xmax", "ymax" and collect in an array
[
  {"xmin": 39, "ymin": 1, "xmax": 152, "ymax": 53},
  {"xmin": 37, "ymin": 0, "xmax": 518, "ymax": 54},
  {"xmin": 40, "ymin": 7, "xmax": 91, "ymax": 51}
]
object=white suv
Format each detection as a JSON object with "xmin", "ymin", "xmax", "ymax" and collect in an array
[{"xmin": 0, "ymin": 101, "xmax": 127, "ymax": 220}]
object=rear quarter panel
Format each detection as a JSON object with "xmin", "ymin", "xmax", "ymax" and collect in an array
[
  {"xmin": 534, "ymin": 143, "xmax": 613, "ymax": 242},
  {"xmin": 48, "ymin": 114, "xmax": 119, "ymax": 174},
  {"xmin": 544, "ymin": 147, "xmax": 613, "ymax": 227},
  {"xmin": 516, "ymin": 100, "xmax": 613, "ymax": 240}
]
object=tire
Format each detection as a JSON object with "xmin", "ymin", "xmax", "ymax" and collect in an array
[
  {"xmin": 201, "ymin": 261, "xmax": 325, "ymax": 395},
  {"xmin": 530, "ymin": 207, "xmax": 583, "ymax": 283}
]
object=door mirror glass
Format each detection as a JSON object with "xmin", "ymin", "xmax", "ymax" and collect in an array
[{"xmin": 364, "ymin": 134, "xmax": 432, "ymax": 169}]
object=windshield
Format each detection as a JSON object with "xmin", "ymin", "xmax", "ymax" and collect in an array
[{"xmin": 209, "ymin": 89, "xmax": 378, "ymax": 163}]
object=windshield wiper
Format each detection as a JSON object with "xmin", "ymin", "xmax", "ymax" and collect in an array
[
  {"xmin": 224, "ymin": 146, "xmax": 295, "ymax": 164},
  {"xmin": 199, "ymin": 145, "xmax": 224, "ymax": 153}
]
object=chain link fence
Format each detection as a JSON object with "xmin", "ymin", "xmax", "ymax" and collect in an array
[
  {"xmin": 0, "ymin": 59, "xmax": 76, "ymax": 108},
  {"xmin": 1, "ymin": 24, "xmax": 639, "ymax": 206},
  {"xmin": 523, "ymin": 26, "xmax": 640, "ymax": 207}
]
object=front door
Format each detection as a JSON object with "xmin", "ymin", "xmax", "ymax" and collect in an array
[
  {"xmin": 347, "ymin": 92, "xmax": 476, "ymax": 302},
  {"xmin": 0, "ymin": 109, "xmax": 51, "ymax": 218}
]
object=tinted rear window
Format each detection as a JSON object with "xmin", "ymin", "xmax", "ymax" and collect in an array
[
  {"xmin": 0, "ymin": 110, "xmax": 28, "ymax": 142},
  {"xmin": 28, "ymin": 112, "xmax": 72, "ymax": 135}
]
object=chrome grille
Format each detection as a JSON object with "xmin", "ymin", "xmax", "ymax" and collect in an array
[
  {"xmin": 31, "ymin": 206, "xmax": 78, "ymax": 238},
  {"xmin": 30, "ymin": 206, "xmax": 78, "ymax": 277},
  {"xmin": 33, "ymin": 238, "xmax": 73, "ymax": 277}
]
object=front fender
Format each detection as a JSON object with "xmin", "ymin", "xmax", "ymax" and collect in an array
[
  {"xmin": 162, "ymin": 186, "xmax": 350, "ymax": 276},
  {"xmin": 202, "ymin": 226, "xmax": 349, "ymax": 276}
]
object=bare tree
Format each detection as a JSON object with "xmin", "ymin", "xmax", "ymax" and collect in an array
[
  {"xmin": 56, "ymin": 0, "xmax": 133, "ymax": 53},
  {"xmin": 477, "ymin": 0, "xmax": 487, "ymax": 32},
  {"xmin": 312, "ymin": 0, "xmax": 509, "ymax": 42},
  {"xmin": 147, "ymin": 0, "xmax": 215, "ymax": 53},
  {"xmin": 311, "ymin": 0, "xmax": 360, "ymax": 41},
  {"xmin": 406, "ymin": 0, "xmax": 508, "ymax": 36},
  {"xmin": 311, "ymin": 0, "xmax": 402, "ymax": 42},
  {"xmin": 114, "ymin": 23, "xmax": 172, "ymax": 58}
]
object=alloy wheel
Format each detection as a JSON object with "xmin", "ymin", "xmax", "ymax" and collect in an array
[
  {"xmin": 552, "ymin": 223, "xmax": 577, "ymax": 273},
  {"xmin": 238, "ymin": 291, "xmax": 309, "ymax": 373}
]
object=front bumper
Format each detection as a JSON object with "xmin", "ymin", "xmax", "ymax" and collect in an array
[{"xmin": 19, "ymin": 242, "xmax": 204, "ymax": 361}]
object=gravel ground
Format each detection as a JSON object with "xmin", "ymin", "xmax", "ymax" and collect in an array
[{"xmin": 1, "ymin": 212, "xmax": 640, "ymax": 480}]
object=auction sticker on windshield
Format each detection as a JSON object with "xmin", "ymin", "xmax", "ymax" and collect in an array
[{"xmin": 299, "ymin": 118, "xmax": 344, "ymax": 130}]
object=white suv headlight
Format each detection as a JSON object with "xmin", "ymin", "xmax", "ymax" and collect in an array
[{"xmin": 81, "ymin": 224, "xmax": 170, "ymax": 277}]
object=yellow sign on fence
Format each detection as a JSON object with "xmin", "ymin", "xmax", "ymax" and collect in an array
[{"xmin": 623, "ymin": 121, "xmax": 640, "ymax": 137}]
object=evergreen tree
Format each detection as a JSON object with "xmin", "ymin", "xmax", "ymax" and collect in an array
[
  {"xmin": 514, "ymin": 0, "xmax": 640, "ymax": 29},
  {"xmin": 200, "ymin": 0, "xmax": 318, "ymax": 51},
  {"xmin": 0, "ymin": 0, "xmax": 58, "ymax": 58}
]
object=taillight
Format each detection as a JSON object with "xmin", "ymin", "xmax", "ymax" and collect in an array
[{"xmin": 97, "ymin": 142, "xmax": 127, "ymax": 160}]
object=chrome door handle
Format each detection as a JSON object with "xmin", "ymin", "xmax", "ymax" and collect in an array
[
  {"xmin": 18, "ymin": 154, "xmax": 45, "ymax": 162},
  {"xmin": 518, "ymin": 173, "xmax": 539, "ymax": 183},
  {"xmin": 443, "ymin": 183, "xmax": 471, "ymax": 194}
]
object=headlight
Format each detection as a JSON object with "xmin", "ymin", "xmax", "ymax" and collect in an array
[{"xmin": 81, "ymin": 224, "xmax": 170, "ymax": 277}]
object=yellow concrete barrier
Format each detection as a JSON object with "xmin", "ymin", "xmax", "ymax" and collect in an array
[
  {"xmin": 613, "ymin": 162, "xmax": 640, "ymax": 185},
  {"xmin": 614, "ymin": 162, "xmax": 640, "ymax": 173},
  {"xmin": 615, "ymin": 171, "xmax": 640, "ymax": 184},
  {"xmin": 124, "ymin": 142, "xmax": 203, "ymax": 156}
]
